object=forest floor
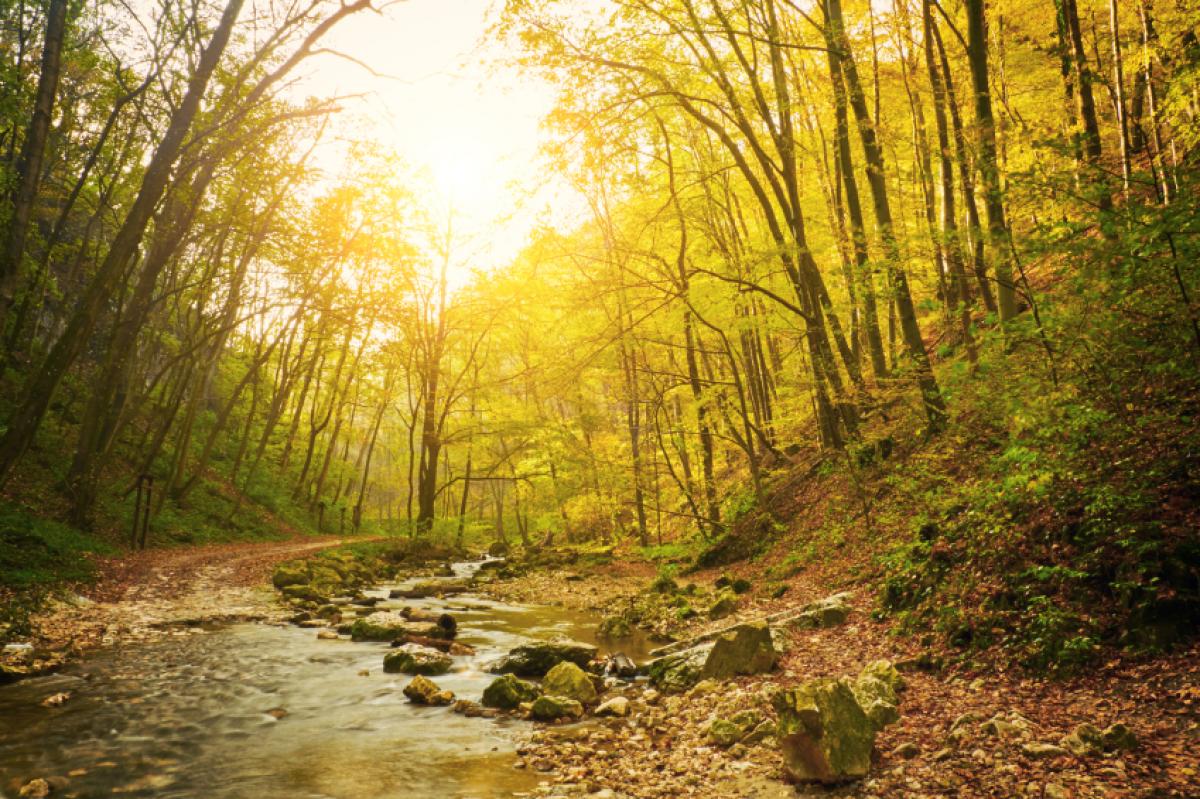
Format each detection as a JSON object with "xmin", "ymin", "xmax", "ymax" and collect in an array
[
  {"xmin": 0, "ymin": 536, "xmax": 347, "ymax": 681},
  {"xmin": 485, "ymin": 561, "xmax": 1200, "ymax": 799}
]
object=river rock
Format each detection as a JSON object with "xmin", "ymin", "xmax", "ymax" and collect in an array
[
  {"xmin": 482, "ymin": 674, "xmax": 541, "ymax": 710},
  {"xmin": 773, "ymin": 678, "xmax": 875, "ymax": 784},
  {"xmin": 488, "ymin": 640, "xmax": 598, "ymax": 677},
  {"xmin": 542, "ymin": 661, "xmax": 597, "ymax": 703},
  {"xmin": 18, "ymin": 779, "xmax": 50, "ymax": 798},
  {"xmin": 350, "ymin": 614, "xmax": 452, "ymax": 642},
  {"xmin": 645, "ymin": 645, "xmax": 711, "ymax": 693},
  {"xmin": 383, "ymin": 644, "xmax": 453, "ymax": 675},
  {"xmin": 403, "ymin": 674, "xmax": 454, "ymax": 705},
  {"xmin": 530, "ymin": 694, "xmax": 584, "ymax": 721},
  {"xmin": 316, "ymin": 630, "xmax": 339, "ymax": 640},
  {"xmin": 606, "ymin": 653, "xmax": 638, "ymax": 678},
  {"xmin": 390, "ymin": 579, "xmax": 472, "ymax": 599},
  {"xmin": 595, "ymin": 696, "xmax": 629, "ymax": 717},
  {"xmin": 701, "ymin": 621, "xmax": 777, "ymax": 678},
  {"xmin": 488, "ymin": 541, "xmax": 509, "ymax": 557}
]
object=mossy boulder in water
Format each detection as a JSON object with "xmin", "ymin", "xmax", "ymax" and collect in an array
[
  {"xmin": 701, "ymin": 622, "xmax": 777, "ymax": 679},
  {"xmin": 383, "ymin": 644, "xmax": 453, "ymax": 675},
  {"xmin": 481, "ymin": 674, "xmax": 541, "ymax": 710},
  {"xmin": 530, "ymin": 695, "xmax": 583, "ymax": 721},
  {"xmin": 773, "ymin": 678, "xmax": 875, "ymax": 784},
  {"xmin": 403, "ymin": 674, "xmax": 454, "ymax": 705},
  {"xmin": 542, "ymin": 661, "xmax": 597, "ymax": 703},
  {"xmin": 598, "ymin": 615, "xmax": 633, "ymax": 638},
  {"xmin": 487, "ymin": 640, "xmax": 598, "ymax": 677}
]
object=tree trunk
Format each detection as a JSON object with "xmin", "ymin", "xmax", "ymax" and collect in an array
[
  {"xmin": 0, "ymin": 0, "xmax": 68, "ymax": 323},
  {"xmin": 826, "ymin": 0, "xmax": 946, "ymax": 431}
]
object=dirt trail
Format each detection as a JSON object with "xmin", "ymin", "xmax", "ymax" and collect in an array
[{"xmin": 12, "ymin": 537, "xmax": 349, "ymax": 675}]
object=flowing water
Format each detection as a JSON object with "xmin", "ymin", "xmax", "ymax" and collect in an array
[{"xmin": 0, "ymin": 561, "xmax": 652, "ymax": 799}]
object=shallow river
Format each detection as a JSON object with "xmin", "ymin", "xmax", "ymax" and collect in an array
[{"xmin": 0, "ymin": 562, "xmax": 651, "ymax": 798}]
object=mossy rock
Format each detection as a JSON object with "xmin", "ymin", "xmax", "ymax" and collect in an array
[
  {"xmin": 598, "ymin": 615, "xmax": 633, "ymax": 638},
  {"xmin": 272, "ymin": 561, "xmax": 310, "ymax": 589},
  {"xmin": 773, "ymin": 678, "xmax": 876, "ymax": 784},
  {"xmin": 702, "ymin": 622, "xmax": 777, "ymax": 678},
  {"xmin": 481, "ymin": 674, "xmax": 540, "ymax": 710},
  {"xmin": 487, "ymin": 640, "xmax": 597, "ymax": 677},
  {"xmin": 645, "ymin": 645, "xmax": 710, "ymax": 693},
  {"xmin": 707, "ymin": 590, "xmax": 739, "ymax": 620},
  {"xmin": 349, "ymin": 616, "xmax": 448, "ymax": 642},
  {"xmin": 542, "ymin": 661, "xmax": 597, "ymax": 703},
  {"xmin": 383, "ymin": 644, "xmax": 453, "ymax": 675},
  {"xmin": 402, "ymin": 674, "xmax": 454, "ymax": 705},
  {"xmin": 282, "ymin": 583, "xmax": 328, "ymax": 603},
  {"xmin": 530, "ymin": 694, "xmax": 583, "ymax": 721}
]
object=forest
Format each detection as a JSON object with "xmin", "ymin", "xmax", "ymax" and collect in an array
[{"xmin": 0, "ymin": 0, "xmax": 1197, "ymax": 797}]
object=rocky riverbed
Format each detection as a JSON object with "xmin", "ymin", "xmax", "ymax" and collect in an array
[{"xmin": 3, "ymin": 541, "xmax": 1197, "ymax": 798}]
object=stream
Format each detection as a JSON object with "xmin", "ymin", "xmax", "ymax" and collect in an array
[{"xmin": 0, "ymin": 560, "xmax": 652, "ymax": 798}]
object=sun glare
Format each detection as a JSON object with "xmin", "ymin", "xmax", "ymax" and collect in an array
[{"xmin": 294, "ymin": 0, "xmax": 562, "ymax": 285}]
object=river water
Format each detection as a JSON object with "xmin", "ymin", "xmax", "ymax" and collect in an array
[{"xmin": 0, "ymin": 561, "xmax": 651, "ymax": 798}]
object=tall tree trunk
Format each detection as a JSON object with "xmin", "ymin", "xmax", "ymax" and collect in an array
[
  {"xmin": 826, "ymin": 0, "xmax": 946, "ymax": 431},
  {"xmin": 0, "ymin": 0, "xmax": 68, "ymax": 323},
  {"xmin": 925, "ymin": 0, "xmax": 977, "ymax": 363},
  {"xmin": 1058, "ymin": 0, "xmax": 1112, "ymax": 213},
  {"xmin": 964, "ymin": 0, "xmax": 1020, "ymax": 325}
]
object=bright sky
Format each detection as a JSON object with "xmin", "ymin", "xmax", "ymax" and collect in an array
[{"xmin": 297, "ymin": 0, "xmax": 565, "ymax": 287}]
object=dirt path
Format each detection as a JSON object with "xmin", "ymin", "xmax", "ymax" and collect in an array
[{"xmin": 3, "ymin": 536, "xmax": 348, "ymax": 679}]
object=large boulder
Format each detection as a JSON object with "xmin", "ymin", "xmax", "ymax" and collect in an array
[
  {"xmin": 487, "ymin": 640, "xmax": 598, "ymax": 677},
  {"xmin": 482, "ymin": 674, "xmax": 541, "ymax": 710},
  {"xmin": 773, "ymin": 678, "xmax": 876, "ymax": 784},
  {"xmin": 701, "ymin": 622, "xmax": 778, "ymax": 679},
  {"xmin": 645, "ymin": 645, "xmax": 711, "ymax": 693},
  {"xmin": 542, "ymin": 661, "xmax": 597, "ymax": 704},
  {"xmin": 530, "ymin": 695, "xmax": 584, "ymax": 721},
  {"xmin": 403, "ymin": 675, "xmax": 454, "ymax": 705},
  {"xmin": 487, "ymin": 541, "xmax": 509, "ymax": 557},
  {"xmin": 383, "ymin": 644, "xmax": 454, "ymax": 676}
]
